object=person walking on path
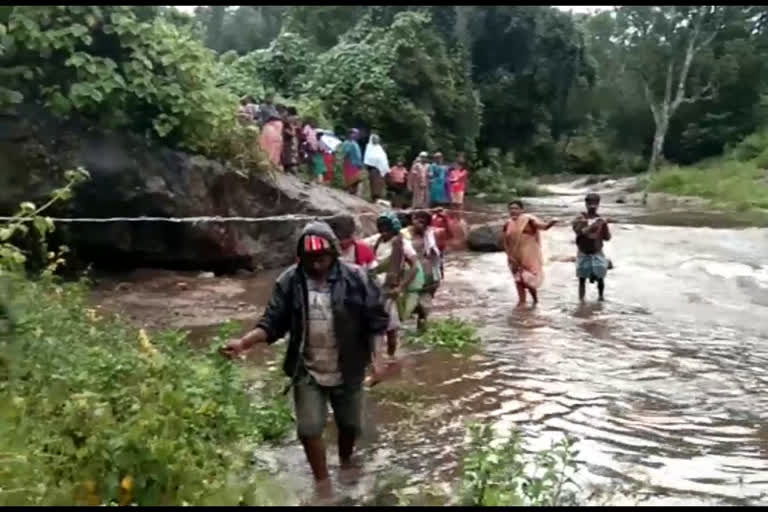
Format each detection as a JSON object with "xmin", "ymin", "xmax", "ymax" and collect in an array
[
  {"xmin": 220, "ymin": 221, "xmax": 389, "ymax": 497},
  {"xmin": 408, "ymin": 151, "xmax": 430, "ymax": 209},
  {"xmin": 342, "ymin": 129, "xmax": 364, "ymax": 196},
  {"xmin": 363, "ymin": 133, "xmax": 390, "ymax": 202},
  {"xmin": 428, "ymin": 152, "xmax": 449, "ymax": 207}
]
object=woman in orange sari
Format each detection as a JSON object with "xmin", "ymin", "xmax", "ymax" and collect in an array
[
  {"xmin": 502, "ymin": 200, "xmax": 557, "ymax": 306},
  {"xmin": 258, "ymin": 112, "xmax": 284, "ymax": 169}
]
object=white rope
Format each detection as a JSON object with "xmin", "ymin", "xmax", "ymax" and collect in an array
[{"xmin": 0, "ymin": 207, "xmax": 503, "ymax": 224}]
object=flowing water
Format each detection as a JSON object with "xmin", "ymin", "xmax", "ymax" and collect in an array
[{"xmin": 91, "ymin": 186, "xmax": 768, "ymax": 506}]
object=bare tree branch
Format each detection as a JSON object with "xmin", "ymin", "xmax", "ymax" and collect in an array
[{"xmin": 678, "ymin": 81, "xmax": 717, "ymax": 104}]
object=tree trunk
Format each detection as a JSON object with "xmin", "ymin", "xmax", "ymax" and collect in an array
[{"xmin": 643, "ymin": 118, "xmax": 669, "ymax": 205}]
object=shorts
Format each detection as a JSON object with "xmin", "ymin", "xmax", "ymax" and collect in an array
[
  {"xmin": 293, "ymin": 373, "xmax": 364, "ymax": 439},
  {"xmin": 576, "ymin": 251, "xmax": 608, "ymax": 281}
]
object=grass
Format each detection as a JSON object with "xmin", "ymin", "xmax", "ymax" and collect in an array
[
  {"xmin": 649, "ymin": 159, "xmax": 768, "ymax": 212},
  {"xmin": 407, "ymin": 316, "xmax": 481, "ymax": 352}
]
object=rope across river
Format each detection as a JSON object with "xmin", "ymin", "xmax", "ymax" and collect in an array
[{"xmin": 0, "ymin": 206, "xmax": 503, "ymax": 225}]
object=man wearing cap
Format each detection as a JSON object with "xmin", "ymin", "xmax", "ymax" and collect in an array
[
  {"xmin": 220, "ymin": 221, "xmax": 389, "ymax": 493},
  {"xmin": 572, "ymin": 192, "xmax": 612, "ymax": 301},
  {"xmin": 408, "ymin": 151, "xmax": 430, "ymax": 209}
]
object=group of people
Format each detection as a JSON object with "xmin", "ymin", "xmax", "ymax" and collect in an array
[
  {"xmin": 218, "ymin": 187, "xmax": 612, "ymax": 498},
  {"xmin": 502, "ymin": 192, "xmax": 612, "ymax": 306},
  {"xmin": 341, "ymin": 128, "xmax": 469, "ymax": 211},
  {"xmin": 238, "ymin": 96, "xmax": 470, "ymax": 211},
  {"xmin": 238, "ymin": 94, "xmax": 338, "ymax": 179}
]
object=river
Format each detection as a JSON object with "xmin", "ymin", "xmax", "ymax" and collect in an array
[{"xmin": 90, "ymin": 183, "xmax": 768, "ymax": 506}]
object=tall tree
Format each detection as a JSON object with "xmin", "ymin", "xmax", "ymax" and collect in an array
[{"xmin": 615, "ymin": 6, "xmax": 739, "ymax": 182}]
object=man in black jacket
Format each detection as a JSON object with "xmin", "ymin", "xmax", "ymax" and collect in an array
[{"xmin": 220, "ymin": 221, "xmax": 389, "ymax": 492}]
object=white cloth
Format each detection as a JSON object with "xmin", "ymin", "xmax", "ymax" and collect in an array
[
  {"xmin": 424, "ymin": 227, "xmax": 441, "ymax": 258},
  {"xmin": 364, "ymin": 142, "xmax": 390, "ymax": 177},
  {"xmin": 319, "ymin": 133, "xmax": 341, "ymax": 153}
]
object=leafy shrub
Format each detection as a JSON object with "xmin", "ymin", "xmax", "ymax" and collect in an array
[
  {"xmin": 2, "ymin": 6, "xmax": 265, "ymax": 168},
  {"xmin": 752, "ymin": 147, "xmax": 768, "ymax": 169},
  {"xmin": 1, "ymin": 283, "xmax": 292, "ymax": 505},
  {"xmin": 409, "ymin": 317, "xmax": 481, "ymax": 352},
  {"xmin": 0, "ymin": 181, "xmax": 292, "ymax": 505},
  {"xmin": 461, "ymin": 422, "xmax": 580, "ymax": 506},
  {"xmin": 729, "ymin": 128, "xmax": 768, "ymax": 162}
]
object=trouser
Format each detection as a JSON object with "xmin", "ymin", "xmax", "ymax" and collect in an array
[{"xmin": 293, "ymin": 373, "xmax": 364, "ymax": 439}]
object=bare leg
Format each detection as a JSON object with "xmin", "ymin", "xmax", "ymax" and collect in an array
[
  {"xmin": 528, "ymin": 286, "xmax": 538, "ymax": 305},
  {"xmin": 338, "ymin": 429, "xmax": 357, "ymax": 468},
  {"xmin": 386, "ymin": 329, "xmax": 398, "ymax": 357},
  {"xmin": 515, "ymin": 280, "xmax": 527, "ymax": 307},
  {"xmin": 578, "ymin": 278, "xmax": 586, "ymax": 301},
  {"xmin": 300, "ymin": 436, "xmax": 330, "ymax": 482},
  {"xmin": 597, "ymin": 279, "xmax": 605, "ymax": 301}
]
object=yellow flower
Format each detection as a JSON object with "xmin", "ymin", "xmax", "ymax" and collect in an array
[
  {"xmin": 121, "ymin": 475, "xmax": 134, "ymax": 491},
  {"xmin": 138, "ymin": 328, "xmax": 158, "ymax": 355}
]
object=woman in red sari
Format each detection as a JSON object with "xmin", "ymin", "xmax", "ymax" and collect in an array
[{"xmin": 502, "ymin": 200, "xmax": 557, "ymax": 307}]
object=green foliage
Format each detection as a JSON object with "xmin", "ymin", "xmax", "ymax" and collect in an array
[
  {"xmin": 648, "ymin": 158, "xmax": 768, "ymax": 211},
  {"xmin": 1, "ymin": 6, "xmax": 269, "ymax": 169},
  {"xmin": 729, "ymin": 128, "xmax": 768, "ymax": 162},
  {"xmin": 0, "ymin": 278, "xmax": 292, "ymax": 505},
  {"xmin": 0, "ymin": 183, "xmax": 293, "ymax": 505},
  {"xmin": 468, "ymin": 149, "xmax": 547, "ymax": 201},
  {"xmin": 409, "ymin": 317, "xmax": 481, "ymax": 352},
  {"xmin": 460, "ymin": 422, "xmax": 580, "ymax": 506},
  {"xmin": 0, "ymin": 167, "xmax": 89, "ymax": 274}
]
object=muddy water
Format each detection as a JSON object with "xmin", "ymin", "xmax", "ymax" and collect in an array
[{"xmin": 91, "ymin": 189, "xmax": 768, "ymax": 506}]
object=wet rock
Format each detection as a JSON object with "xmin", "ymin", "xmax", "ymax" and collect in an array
[
  {"xmin": 176, "ymin": 282, "xmax": 188, "ymax": 291},
  {"xmin": 235, "ymin": 268, "xmax": 253, "ymax": 277},
  {"xmin": 467, "ymin": 222, "xmax": 505, "ymax": 252},
  {"xmin": 115, "ymin": 282, "xmax": 131, "ymax": 292},
  {"xmin": 616, "ymin": 196, "xmax": 626, "ymax": 204},
  {"xmin": 0, "ymin": 104, "xmax": 383, "ymax": 271},
  {"xmin": 198, "ymin": 271, "xmax": 215, "ymax": 279}
]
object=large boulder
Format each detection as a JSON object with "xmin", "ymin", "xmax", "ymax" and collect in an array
[
  {"xmin": 0, "ymin": 106, "xmax": 382, "ymax": 271},
  {"xmin": 467, "ymin": 222, "xmax": 505, "ymax": 252}
]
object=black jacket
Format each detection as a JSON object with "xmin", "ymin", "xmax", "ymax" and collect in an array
[{"xmin": 256, "ymin": 222, "xmax": 390, "ymax": 387}]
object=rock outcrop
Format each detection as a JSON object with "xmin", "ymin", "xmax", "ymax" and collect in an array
[
  {"xmin": 466, "ymin": 222, "xmax": 504, "ymax": 252},
  {"xmin": 0, "ymin": 106, "xmax": 381, "ymax": 271}
]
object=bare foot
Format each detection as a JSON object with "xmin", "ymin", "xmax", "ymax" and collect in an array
[
  {"xmin": 313, "ymin": 478, "xmax": 334, "ymax": 502},
  {"xmin": 339, "ymin": 456, "xmax": 363, "ymax": 485}
]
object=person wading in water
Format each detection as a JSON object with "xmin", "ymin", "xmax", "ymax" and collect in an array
[
  {"xmin": 220, "ymin": 221, "xmax": 389, "ymax": 497},
  {"xmin": 503, "ymin": 200, "xmax": 557, "ymax": 307},
  {"xmin": 367, "ymin": 213, "xmax": 423, "ymax": 366},
  {"xmin": 402, "ymin": 210, "xmax": 442, "ymax": 331},
  {"xmin": 572, "ymin": 192, "xmax": 612, "ymax": 302}
]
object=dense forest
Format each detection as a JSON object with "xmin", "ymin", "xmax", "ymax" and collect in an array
[{"xmin": 3, "ymin": 5, "xmax": 768, "ymax": 184}]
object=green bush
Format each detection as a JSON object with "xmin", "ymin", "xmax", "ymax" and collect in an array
[
  {"xmin": 0, "ymin": 179, "xmax": 293, "ymax": 506},
  {"xmin": 461, "ymin": 422, "xmax": 580, "ymax": 506},
  {"xmin": 2, "ymin": 6, "xmax": 268, "ymax": 169},
  {"xmin": 729, "ymin": 128, "xmax": 768, "ymax": 162},
  {"xmin": 409, "ymin": 317, "xmax": 481, "ymax": 352},
  {"xmin": 0, "ymin": 277, "xmax": 293, "ymax": 506}
]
